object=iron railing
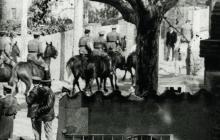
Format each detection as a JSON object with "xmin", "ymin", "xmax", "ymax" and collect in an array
[{"xmin": 64, "ymin": 134, "xmax": 174, "ymax": 140}]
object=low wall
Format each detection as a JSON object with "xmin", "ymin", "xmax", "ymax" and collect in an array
[{"xmin": 82, "ymin": 92, "xmax": 213, "ymax": 140}]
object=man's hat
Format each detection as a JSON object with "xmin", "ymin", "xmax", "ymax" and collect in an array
[
  {"xmin": 40, "ymin": 79, "xmax": 52, "ymax": 86},
  {"xmin": 3, "ymin": 85, "xmax": 13, "ymax": 94},
  {"xmin": 33, "ymin": 31, "xmax": 41, "ymax": 36},
  {"xmin": 85, "ymin": 29, "xmax": 90, "ymax": 34},
  {"xmin": 32, "ymin": 76, "xmax": 42, "ymax": 84},
  {"xmin": 112, "ymin": 26, "xmax": 117, "ymax": 30},
  {"xmin": 99, "ymin": 31, "xmax": 105, "ymax": 35}
]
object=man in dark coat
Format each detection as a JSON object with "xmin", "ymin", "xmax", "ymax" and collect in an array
[
  {"xmin": 166, "ymin": 26, "xmax": 177, "ymax": 61},
  {"xmin": 0, "ymin": 84, "xmax": 19, "ymax": 140},
  {"xmin": 26, "ymin": 78, "xmax": 55, "ymax": 140}
]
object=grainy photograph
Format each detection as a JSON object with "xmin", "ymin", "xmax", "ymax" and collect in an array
[{"xmin": 0, "ymin": 0, "xmax": 218, "ymax": 140}]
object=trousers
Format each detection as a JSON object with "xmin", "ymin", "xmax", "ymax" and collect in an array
[{"xmin": 31, "ymin": 119, "xmax": 53, "ymax": 140}]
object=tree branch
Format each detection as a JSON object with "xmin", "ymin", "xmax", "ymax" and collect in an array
[
  {"xmin": 161, "ymin": 0, "xmax": 179, "ymax": 14},
  {"xmin": 90, "ymin": 0, "xmax": 137, "ymax": 24}
]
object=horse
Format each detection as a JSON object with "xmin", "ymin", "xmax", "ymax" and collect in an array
[
  {"xmin": 66, "ymin": 54, "xmax": 115, "ymax": 97},
  {"xmin": 107, "ymin": 50, "xmax": 126, "ymax": 90},
  {"xmin": 9, "ymin": 42, "xmax": 58, "ymax": 95},
  {"xmin": 0, "ymin": 42, "xmax": 20, "ymax": 83},
  {"xmin": 122, "ymin": 51, "xmax": 137, "ymax": 85}
]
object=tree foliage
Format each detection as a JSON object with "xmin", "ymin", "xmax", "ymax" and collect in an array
[{"xmin": 27, "ymin": 0, "xmax": 74, "ymax": 35}]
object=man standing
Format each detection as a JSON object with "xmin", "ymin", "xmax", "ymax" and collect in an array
[
  {"xmin": 78, "ymin": 29, "xmax": 93, "ymax": 57},
  {"xmin": 106, "ymin": 26, "xmax": 120, "ymax": 52},
  {"xmin": 0, "ymin": 84, "xmax": 19, "ymax": 140},
  {"xmin": 27, "ymin": 32, "xmax": 50, "ymax": 80},
  {"xmin": 26, "ymin": 78, "xmax": 55, "ymax": 140},
  {"xmin": 166, "ymin": 26, "xmax": 177, "ymax": 61}
]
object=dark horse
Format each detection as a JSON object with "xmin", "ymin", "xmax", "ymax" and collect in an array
[
  {"xmin": 108, "ymin": 50, "xmax": 127, "ymax": 89},
  {"xmin": 66, "ymin": 54, "xmax": 115, "ymax": 97},
  {"xmin": 9, "ymin": 42, "xmax": 58, "ymax": 95},
  {"xmin": 0, "ymin": 42, "xmax": 20, "ymax": 82},
  {"xmin": 122, "ymin": 51, "xmax": 137, "ymax": 85}
]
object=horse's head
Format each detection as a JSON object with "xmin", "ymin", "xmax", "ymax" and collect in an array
[
  {"xmin": 11, "ymin": 41, "xmax": 20, "ymax": 57},
  {"xmin": 44, "ymin": 42, "xmax": 58, "ymax": 59}
]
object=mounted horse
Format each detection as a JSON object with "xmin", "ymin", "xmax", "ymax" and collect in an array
[
  {"xmin": 9, "ymin": 42, "xmax": 58, "ymax": 95},
  {"xmin": 122, "ymin": 51, "xmax": 137, "ymax": 85},
  {"xmin": 66, "ymin": 53, "xmax": 115, "ymax": 97},
  {"xmin": 0, "ymin": 42, "xmax": 20, "ymax": 83}
]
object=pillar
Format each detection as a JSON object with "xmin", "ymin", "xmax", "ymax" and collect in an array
[
  {"xmin": 21, "ymin": 0, "xmax": 28, "ymax": 61},
  {"xmin": 73, "ymin": 0, "xmax": 84, "ymax": 56}
]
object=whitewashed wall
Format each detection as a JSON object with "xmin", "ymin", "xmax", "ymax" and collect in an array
[{"xmin": 15, "ymin": 29, "xmax": 75, "ymax": 81}]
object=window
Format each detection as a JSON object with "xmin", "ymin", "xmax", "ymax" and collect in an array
[{"xmin": 11, "ymin": 8, "xmax": 16, "ymax": 19}]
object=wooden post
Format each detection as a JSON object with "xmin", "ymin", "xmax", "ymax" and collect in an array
[{"xmin": 72, "ymin": 0, "xmax": 84, "ymax": 56}]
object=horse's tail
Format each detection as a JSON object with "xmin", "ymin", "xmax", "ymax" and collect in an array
[{"xmin": 66, "ymin": 57, "xmax": 74, "ymax": 77}]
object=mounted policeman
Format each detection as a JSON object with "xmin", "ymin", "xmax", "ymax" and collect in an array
[
  {"xmin": 0, "ymin": 31, "xmax": 17, "ymax": 68},
  {"xmin": 93, "ymin": 31, "xmax": 108, "ymax": 57},
  {"xmin": 79, "ymin": 29, "xmax": 93, "ymax": 57},
  {"xmin": 27, "ymin": 32, "xmax": 50, "ymax": 80},
  {"xmin": 106, "ymin": 26, "xmax": 121, "ymax": 52}
]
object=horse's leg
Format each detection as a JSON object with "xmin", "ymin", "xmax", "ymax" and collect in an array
[
  {"xmin": 129, "ymin": 68, "xmax": 134, "ymax": 86},
  {"xmin": 109, "ymin": 74, "xmax": 115, "ymax": 91},
  {"xmin": 113, "ymin": 69, "xmax": 119, "ymax": 90},
  {"xmin": 122, "ymin": 69, "xmax": 127, "ymax": 81},
  {"xmin": 96, "ymin": 78, "xmax": 100, "ymax": 91},
  {"xmin": 20, "ymin": 76, "xmax": 32, "ymax": 96}
]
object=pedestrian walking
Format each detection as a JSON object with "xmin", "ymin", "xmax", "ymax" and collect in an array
[
  {"xmin": 26, "ymin": 77, "xmax": 55, "ymax": 140},
  {"xmin": 166, "ymin": 26, "xmax": 177, "ymax": 61}
]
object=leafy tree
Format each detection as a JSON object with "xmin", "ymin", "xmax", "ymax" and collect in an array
[{"xmin": 90, "ymin": 0, "xmax": 179, "ymax": 96}]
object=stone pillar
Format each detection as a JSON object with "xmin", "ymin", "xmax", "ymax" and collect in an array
[{"xmin": 73, "ymin": 0, "xmax": 84, "ymax": 56}]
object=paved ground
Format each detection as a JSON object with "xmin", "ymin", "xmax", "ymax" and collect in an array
[{"xmin": 8, "ymin": 61, "xmax": 204, "ymax": 140}]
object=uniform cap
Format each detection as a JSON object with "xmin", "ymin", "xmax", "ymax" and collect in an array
[
  {"xmin": 85, "ymin": 29, "xmax": 90, "ymax": 34},
  {"xmin": 40, "ymin": 79, "xmax": 52, "ymax": 86},
  {"xmin": 33, "ymin": 31, "xmax": 41, "ymax": 36},
  {"xmin": 99, "ymin": 31, "xmax": 105, "ymax": 35},
  {"xmin": 112, "ymin": 26, "xmax": 117, "ymax": 29},
  {"xmin": 32, "ymin": 76, "xmax": 42, "ymax": 84}
]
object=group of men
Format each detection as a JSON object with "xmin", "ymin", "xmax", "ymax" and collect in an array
[
  {"xmin": 79, "ymin": 26, "xmax": 125, "ymax": 58},
  {"xmin": 0, "ymin": 78, "xmax": 55, "ymax": 140},
  {"xmin": 165, "ymin": 20, "xmax": 194, "ymax": 75},
  {"xmin": 0, "ymin": 31, "xmax": 55, "ymax": 140}
]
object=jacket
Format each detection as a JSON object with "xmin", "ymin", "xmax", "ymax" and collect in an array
[
  {"xmin": 26, "ymin": 86, "xmax": 55, "ymax": 122},
  {"xmin": 37, "ymin": 86, "xmax": 55, "ymax": 122},
  {"xmin": 166, "ymin": 31, "xmax": 177, "ymax": 47}
]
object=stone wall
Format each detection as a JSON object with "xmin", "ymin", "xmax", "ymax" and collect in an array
[{"xmin": 58, "ymin": 91, "xmax": 214, "ymax": 140}]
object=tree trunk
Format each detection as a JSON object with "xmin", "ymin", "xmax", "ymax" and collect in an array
[{"xmin": 135, "ymin": 19, "xmax": 161, "ymax": 96}]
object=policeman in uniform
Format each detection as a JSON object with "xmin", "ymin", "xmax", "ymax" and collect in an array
[
  {"xmin": 0, "ymin": 32, "xmax": 14, "ymax": 67},
  {"xmin": 93, "ymin": 31, "xmax": 108, "ymax": 57},
  {"xmin": 79, "ymin": 29, "xmax": 93, "ymax": 57},
  {"xmin": 106, "ymin": 26, "xmax": 120, "ymax": 52},
  {"xmin": 27, "ymin": 32, "xmax": 50, "ymax": 80}
]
